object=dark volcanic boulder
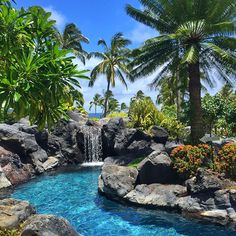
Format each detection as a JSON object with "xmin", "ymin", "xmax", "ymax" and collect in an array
[
  {"xmin": 114, "ymin": 128, "xmax": 151, "ymax": 155},
  {"xmin": 150, "ymin": 126, "xmax": 169, "ymax": 144},
  {"xmin": 186, "ymin": 169, "xmax": 223, "ymax": 194},
  {"xmin": 21, "ymin": 215, "xmax": 81, "ymax": 236},
  {"xmin": 0, "ymin": 199, "xmax": 35, "ymax": 229},
  {"xmin": 137, "ymin": 151, "xmax": 177, "ymax": 184},
  {"xmin": 98, "ymin": 164, "xmax": 138, "ymax": 199},
  {"xmin": 0, "ymin": 124, "xmax": 48, "ymax": 173},
  {"xmin": 102, "ymin": 118, "xmax": 125, "ymax": 157}
]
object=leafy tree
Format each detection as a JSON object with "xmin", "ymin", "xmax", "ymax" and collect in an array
[
  {"xmin": 0, "ymin": 4, "xmax": 88, "ymax": 129},
  {"xmin": 88, "ymin": 33, "xmax": 132, "ymax": 117},
  {"xmin": 89, "ymin": 93, "xmax": 103, "ymax": 115},
  {"xmin": 57, "ymin": 23, "xmax": 89, "ymax": 64},
  {"xmin": 120, "ymin": 102, "xmax": 128, "ymax": 112},
  {"xmin": 126, "ymin": 0, "xmax": 236, "ymax": 143}
]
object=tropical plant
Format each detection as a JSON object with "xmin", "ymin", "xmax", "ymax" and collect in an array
[
  {"xmin": 129, "ymin": 93, "xmax": 164, "ymax": 131},
  {"xmin": 126, "ymin": 0, "xmax": 236, "ymax": 144},
  {"xmin": 214, "ymin": 143, "xmax": 236, "ymax": 179},
  {"xmin": 171, "ymin": 144, "xmax": 211, "ymax": 178},
  {"xmin": 88, "ymin": 33, "xmax": 132, "ymax": 117},
  {"xmin": 89, "ymin": 93, "xmax": 103, "ymax": 115},
  {"xmin": 57, "ymin": 23, "xmax": 89, "ymax": 64},
  {"xmin": 120, "ymin": 102, "xmax": 128, "ymax": 112},
  {"xmin": 0, "ymin": 4, "xmax": 88, "ymax": 129}
]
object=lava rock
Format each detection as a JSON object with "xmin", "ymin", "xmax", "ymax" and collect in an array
[
  {"xmin": 0, "ymin": 124, "xmax": 48, "ymax": 173},
  {"xmin": 98, "ymin": 164, "xmax": 138, "ymax": 199},
  {"xmin": 137, "ymin": 151, "xmax": 178, "ymax": 184},
  {"xmin": 0, "ymin": 199, "xmax": 35, "ymax": 229},
  {"xmin": 0, "ymin": 166, "xmax": 11, "ymax": 189},
  {"xmin": 150, "ymin": 126, "xmax": 169, "ymax": 144},
  {"xmin": 21, "ymin": 214, "xmax": 81, "ymax": 236},
  {"xmin": 42, "ymin": 156, "xmax": 59, "ymax": 171},
  {"xmin": 186, "ymin": 169, "xmax": 223, "ymax": 194},
  {"xmin": 102, "ymin": 118, "xmax": 125, "ymax": 157},
  {"xmin": 125, "ymin": 184, "xmax": 187, "ymax": 209}
]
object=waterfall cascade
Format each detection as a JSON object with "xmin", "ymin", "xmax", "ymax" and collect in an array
[{"xmin": 82, "ymin": 126, "xmax": 103, "ymax": 164}]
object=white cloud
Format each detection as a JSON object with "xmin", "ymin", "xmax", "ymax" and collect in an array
[
  {"xmin": 129, "ymin": 23, "xmax": 158, "ymax": 44},
  {"xmin": 74, "ymin": 57, "xmax": 160, "ymax": 112},
  {"xmin": 44, "ymin": 6, "xmax": 66, "ymax": 31}
]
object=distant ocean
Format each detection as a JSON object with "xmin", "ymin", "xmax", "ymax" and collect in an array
[{"xmin": 88, "ymin": 113, "xmax": 102, "ymax": 119}]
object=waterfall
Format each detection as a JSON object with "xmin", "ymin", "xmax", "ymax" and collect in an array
[{"xmin": 82, "ymin": 126, "xmax": 103, "ymax": 164}]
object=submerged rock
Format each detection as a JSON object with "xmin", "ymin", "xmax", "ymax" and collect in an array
[
  {"xmin": 21, "ymin": 214, "xmax": 81, "ymax": 236},
  {"xmin": 0, "ymin": 198, "xmax": 35, "ymax": 229},
  {"xmin": 98, "ymin": 164, "xmax": 138, "ymax": 199}
]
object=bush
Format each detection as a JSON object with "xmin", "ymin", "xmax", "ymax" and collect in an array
[
  {"xmin": 129, "ymin": 97, "xmax": 164, "ymax": 131},
  {"xmin": 214, "ymin": 143, "xmax": 236, "ymax": 179},
  {"xmin": 106, "ymin": 112, "xmax": 128, "ymax": 119},
  {"xmin": 171, "ymin": 144, "xmax": 211, "ymax": 178},
  {"xmin": 160, "ymin": 117, "xmax": 187, "ymax": 141}
]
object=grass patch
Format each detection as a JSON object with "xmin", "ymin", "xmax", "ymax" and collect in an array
[{"xmin": 128, "ymin": 157, "xmax": 145, "ymax": 168}]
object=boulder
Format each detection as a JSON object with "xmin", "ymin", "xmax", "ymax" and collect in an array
[
  {"xmin": 104, "ymin": 154, "xmax": 139, "ymax": 166},
  {"xmin": 186, "ymin": 169, "xmax": 223, "ymax": 194},
  {"xmin": 150, "ymin": 126, "xmax": 169, "ymax": 144},
  {"xmin": 21, "ymin": 214, "xmax": 81, "ymax": 236},
  {"xmin": 102, "ymin": 118, "xmax": 125, "ymax": 157},
  {"xmin": 0, "ymin": 199, "xmax": 35, "ymax": 229},
  {"xmin": 0, "ymin": 166, "xmax": 11, "ymax": 189},
  {"xmin": 114, "ymin": 128, "xmax": 151, "ymax": 155},
  {"xmin": 125, "ymin": 184, "xmax": 187, "ymax": 209},
  {"xmin": 98, "ymin": 164, "xmax": 138, "ymax": 199},
  {"xmin": 0, "ymin": 146, "xmax": 34, "ymax": 186},
  {"xmin": 0, "ymin": 124, "xmax": 48, "ymax": 173},
  {"xmin": 42, "ymin": 156, "xmax": 59, "ymax": 171},
  {"xmin": 137, "ymin": 151, "xmax": 178, "ymax": 184}
]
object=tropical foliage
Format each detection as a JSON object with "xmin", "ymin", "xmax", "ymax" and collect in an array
[
  {"xmin": 126, "ymin": 0, "xmax": 236, "ymax": 143},
  {"xmin": 171, "ymin": 144, "xmax": 212, "ymax": 178},
  {"xmin": 0, "ymin": 2, "xmax": 88, "ymax": 129},
  {"xmin": 128, "ymin": 92, "xmax": 164, "ymax": 131},
  {"xmin": 88, "ymin": 33, "xmax": 132, "ymax": 117},
  {"xmin": 214, "ymin": 143, "xmax": 236, "ymax": 179},
  {"xmin": 57, "ymin": 23, "xmax": 89, "ymax": 64}
]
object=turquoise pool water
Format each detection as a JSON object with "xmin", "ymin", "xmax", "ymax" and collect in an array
[{"xmin": 12, "ymin": 167, "xmax": 234, "ymax": 236}]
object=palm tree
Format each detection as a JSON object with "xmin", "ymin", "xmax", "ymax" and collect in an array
[
  {"xmin": 88, "ymin": 33, "xmax": 132, "ymax": 117},
  {"xmin": 57, "ymin": 23, "xmax": 89, "ymax": 64},
  {"xmin": 126, "ymin": 0, "xmax": 236, "ymax": 143},
  {"xmin": 89, "ymin": 93, "xmax": 102, "ymax": 115},
  {"xmin": 120, "ymin": 102, "xmax": 128, "ymax": 112}
]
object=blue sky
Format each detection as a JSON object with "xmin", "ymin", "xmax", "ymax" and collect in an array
[{"xmin": 16, "ymin": 0, "xmax": 220, "ymax": 112}]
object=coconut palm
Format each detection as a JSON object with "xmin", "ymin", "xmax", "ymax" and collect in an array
[
  {"xmin": 89, "ymin": 93, "xmax": 103, "ymax": 115},
  {"xmin": 57, "ymin": 23, "xmax": 89, "ymax": 64},
  {"xmin": 126, "ymin": 0, "xmax": 236, "ymax": 143},
  {"xmin": 88, "ymin": 33, "xmax": 132, "ymax": 117}
]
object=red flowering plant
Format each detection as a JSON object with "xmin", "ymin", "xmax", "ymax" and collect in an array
[
  {"xmin": 214, "ymin": 143, "xmax": 236, "ymax": 179},
  {"xmin": 170, "ymin": 144, "xmax": 212, "ymax": 179}
]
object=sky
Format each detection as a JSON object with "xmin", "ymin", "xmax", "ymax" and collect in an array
[{"xmin": 15, "ymin": 0, "xmax": 220, "ymax": 112}]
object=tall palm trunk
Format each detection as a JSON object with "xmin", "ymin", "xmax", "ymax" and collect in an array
[
  {"xmin": 188, "ymin": 62, "xmax": 204, "ymax": 144},
  {"xmin": 103, "ymin": 80, "xmax": 110, "ymax": 117},
  {"xmin": 176, "ymin": 70, "xmax": 182, "ymax": 120}
]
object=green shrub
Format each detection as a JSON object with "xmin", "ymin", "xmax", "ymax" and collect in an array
[
  {"xmin": 214, "ymin": 143, "xmax": 236, "ymax": 179},
  {"xmin": 170, "ymin": 144, "xmax": 211, "ymax": 178},
  {"xmin": 129, "ymin": 97, "xmax": 164, "ymax": 131},
  {"xmin": 106, "ymin": 112, "xmax": 128, "ymax": 118},
  {"xmin": 0, "ymin": 227, "xmax": 21, "ymax": 236},
  {"xmin": 160, "ymin": 117, "xmax": 187, "ymax": 141},
  {"xmin": 128, "ymin": 157, "xmax": 145, "ymax": 168}
]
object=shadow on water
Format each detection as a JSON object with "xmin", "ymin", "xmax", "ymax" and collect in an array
[{"xmin": 95, "ymin": 193, "xmax": 235, "ymax": 236}]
